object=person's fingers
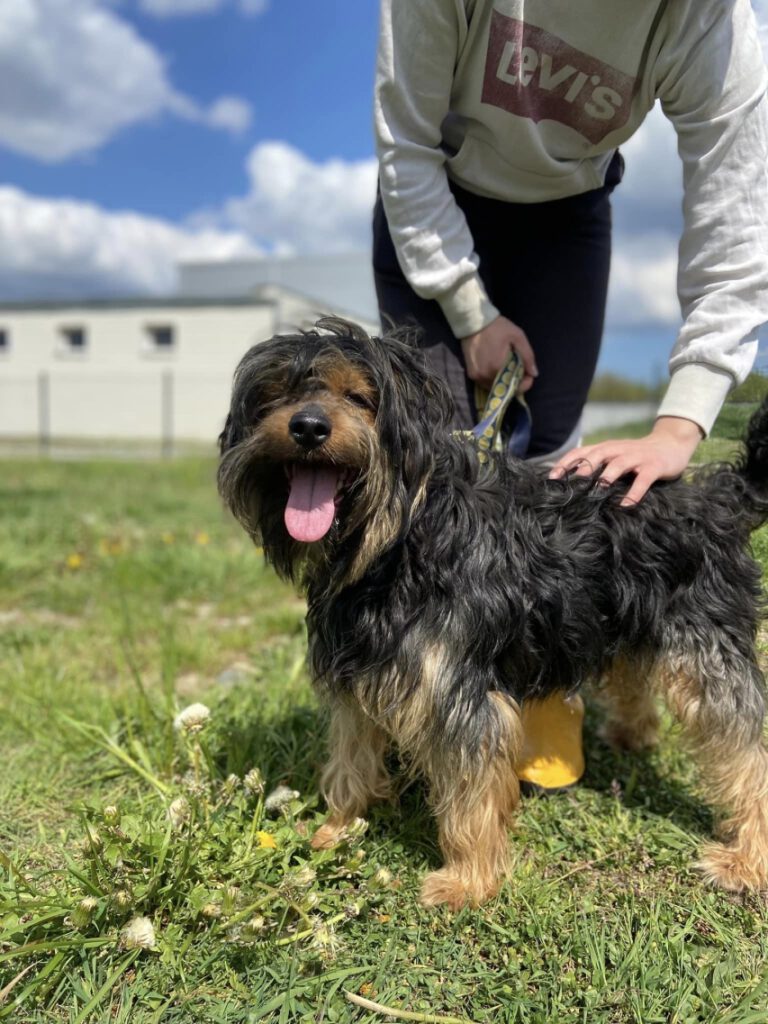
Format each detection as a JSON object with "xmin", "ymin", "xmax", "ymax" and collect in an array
[
  {"xmin": 620, "ymin": 470, "xmax": 656, "ymax": 507},
  {"xmin": 509, "ymin": 328, "xmax": 539, "ymax": 379},
  {"xmin": 571, "ymin": 457, "xmax": 601, "ymax": 478},
  {"xmin": 598, "ymin": 456, "xmax": 636, "ymax": 486},
  {"xmin": 549, "ymin": 446, "xmax": 587, "ymax": 478}
]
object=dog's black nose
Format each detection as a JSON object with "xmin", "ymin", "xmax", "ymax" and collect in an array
[{"xmin": 289, "ymin": 406, "xmax": 332, "ymax": 449}]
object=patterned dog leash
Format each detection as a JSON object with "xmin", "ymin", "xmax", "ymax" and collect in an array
[{"xmin": 468, "ymin": 350, "xmax": 532, "ymax": 461}]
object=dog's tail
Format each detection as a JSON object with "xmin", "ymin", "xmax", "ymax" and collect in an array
[{"xmin": 734, "ymin": 395, "xmax": 768, "ymax": 529}]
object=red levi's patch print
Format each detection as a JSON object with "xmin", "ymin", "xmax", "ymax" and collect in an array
[{"xmin": 481, "ymin": 10, "xmax": 635, "ymax": 144}]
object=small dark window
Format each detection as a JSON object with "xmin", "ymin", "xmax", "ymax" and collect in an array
[
  {"xmin": 147, "ymin": 325, "xmax": 175, "ymax": 349},
  {"xmin": 0, "ymin": 329, "xmax": 8, "ymax": 350},
  {"xmin": 61, "ymin": 327, "xmax": 86, "ymax": 349}
]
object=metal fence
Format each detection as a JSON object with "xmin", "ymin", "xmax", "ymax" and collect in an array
[{"xmin": 0, "ymin": 369, "xmax": 233, "ymax": 458}]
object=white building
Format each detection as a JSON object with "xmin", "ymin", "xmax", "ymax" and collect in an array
[{"xmin": 0, "ymin": 265, "xmax": 379, "ymax": 450}]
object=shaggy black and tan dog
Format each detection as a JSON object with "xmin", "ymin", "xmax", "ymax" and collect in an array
[{"xmin": 218, "ymin": 317, "xmax": 768, "ymax": 909}]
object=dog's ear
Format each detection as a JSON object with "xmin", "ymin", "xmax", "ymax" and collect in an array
[
  {"xmin": 375, "ymin": 332, "xmax": 454, "ymax": 494},
  {"xmin": 218, "ymin": 412, "xmax": 240, "ymax": 454}
]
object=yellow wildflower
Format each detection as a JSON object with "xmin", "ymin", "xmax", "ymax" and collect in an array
[
  {"xmin": 257, "ymin": 831, "xmax": 277, "ymax": 849},
  {"xmin": 66, "ymin": 553, "xmax": 83, "ymax": 570}
]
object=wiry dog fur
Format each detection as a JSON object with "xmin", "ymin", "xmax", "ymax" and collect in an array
[{"xmin": 219, "ymin": 317, "xmax": 768, "ymax": 909}]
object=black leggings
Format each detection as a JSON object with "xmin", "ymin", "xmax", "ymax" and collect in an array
[{"xmin": 373, "ymin": 156, "xmax": 621, "ymax": 458}]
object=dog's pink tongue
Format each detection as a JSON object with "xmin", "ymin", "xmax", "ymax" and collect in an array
[{"xmin": 285, "ymin": 465, "xmax": 339, "ymax": 542}]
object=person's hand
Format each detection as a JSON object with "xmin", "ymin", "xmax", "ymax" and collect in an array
[
  {"xmin": 548, "ymin": 416, "xmax": 704, "ymax": 507},
  {"xmin": 461, "ymin": 315, "xmax": 538, "ymax": 392}
]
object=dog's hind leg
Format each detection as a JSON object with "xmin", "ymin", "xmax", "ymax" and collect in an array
[
  {"xmin": 311, "ymin": 697, "xmax": 392, "ymax": 850},
  {"xmin": 419, "ymin": 692, "xmax": 523, "ymax": 910},
  {"xmin": 660, "ymin": 640, "xmax": 768, "ymax": 892},
  {"xmin": 597, "ymin": 654, "xmax": 660, "ymax": 752}
]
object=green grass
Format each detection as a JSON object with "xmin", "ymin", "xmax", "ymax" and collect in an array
[{"xmin": 2, "ymin": 410, "xmax": 768, "ymax": 1023}]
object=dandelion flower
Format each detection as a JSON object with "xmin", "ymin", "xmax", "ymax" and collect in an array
[
  {"xmin": 264, "ymin": 785, "xmax": 299, "ymax": 812},
  {"xmin": 120, "ymin": 916, "xmax": 156, "ymax": 950},
  {"xmin": 194, "ymin": 531, "xmax": 210, "ymax": 546},
  {"xmin": 66, "ymin": 553, "xmax": 83, "ymax": 570},
  {"xmin": 222, "ymin": 773, "xmax": 240, "ymax": 796},
  {"xmin": 113, "ymin": 890, "xmax": 132, "ymax": 911},
  {"xmin": 70, "ymin": 896, "xmax": 98, "ymax": 929},
  {"xmin": 243, "ymin": 768, "xmax": 264, "ymax": 796},
  {"xmin": 167, "ymin": 796, "xmax": 190, "ymax": 830},
  {"xmin": 310, "ymin": 919, "xmax": 340, "ymax": 962},
  {"xmin": 173, "ymin": 703, "xmax": 211, "ymax": 734},
  {"xmin": 103, "ymin": 805, "xmax": 120, "ymax": 826},
  {"xmin": 288, "ymin": 865, "xmax": 316, "ymax": 888},
  {"xmin": 257, "ymin": 831, "xmax": 277, "ymax": 849},
  {"xmin": 81, "ymin": 825, "xmax": 102, "ymax": 851},
  {"xmin": 302, "ymin": 892, "xmax": 320, "ymax": 910}
]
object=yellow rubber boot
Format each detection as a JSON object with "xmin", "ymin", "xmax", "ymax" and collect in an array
[{"xmin": 516, "ymin": 692, "xmax": 585, "ymax": 794}]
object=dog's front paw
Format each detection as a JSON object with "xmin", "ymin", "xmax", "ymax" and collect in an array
[
  {"xmin": 697, "ymin": 841, "xmax": 768, "ymax": 892},
  {"xmin": 310, "ymin": 819, "xmax": 348, "ymax": 850},
  {"xmin": 420, "ymin": 869, "xmax": 499, "ymax": 911}
]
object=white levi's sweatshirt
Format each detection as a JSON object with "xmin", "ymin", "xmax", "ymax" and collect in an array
[{"xmin": 374, "ymin": 0, "xmax": 768, "ymax": 435}]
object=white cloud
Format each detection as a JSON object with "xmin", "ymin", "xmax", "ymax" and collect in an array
[
  {"xmin": 607, "ymin": 104, "xmax": 681, "ymax": 328},
  {"xmin": 139, "ymin": 0, "xmax": 223, "ymax": 13},
  {"xmin": 0, "ymin": 0, "xmax": 253, "ymax": 162},
  {"xmin": 220, "ymin": 141, "xmax": 378, "ymax": 252},
  {"xmin": 0, "ymin": 187, "xmax": 258, "ymax": 299},
  {"xmin": 753, "ymin": 0, "xmax": 768, "ymax": 59},
  {"xmin": 139, "ymin": 0, "xmax": 269, "ymax": 15},
  {"xmin": 613, "ymin": 103, "xmax": 681, "ymax": 238},
  {"xmin": 169, "ymin": 93, "xmax": 253, "ymax": 135},
  {"xmin": 200, "ymin": 96, "xmax": 253, "ymax": 135},
  {"xmin": 607, "ymin": 233, "xmax": 679, "ymax": 328}
]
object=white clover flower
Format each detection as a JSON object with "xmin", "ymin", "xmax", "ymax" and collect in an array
[
  {"xmin": 173, "ymin": 703, "xmax": 211, "ymax": 734},
  {"xmin": 167, "ymin": 796, "xmax": 191, "ymax": 830},
  {"xmin": 120, "ymin": 916, "xmax": 156, "ymax": 950},
  {"xmin": 264, "ymin": 785, "xmax": 299, "ymax": 812}
]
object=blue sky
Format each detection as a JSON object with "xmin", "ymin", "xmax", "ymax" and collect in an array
[
  {"xmin": 0, "ymin": 0, "xmax": 767, "ymax": 382},
  {"xmin": 0, "ymin": 2, "xmax": 379, "ymax": 218}
]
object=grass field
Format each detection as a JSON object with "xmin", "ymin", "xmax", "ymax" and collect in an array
[{"xmin": 2, "ymin": 410, "xmax": 768, "ymax": 1023}]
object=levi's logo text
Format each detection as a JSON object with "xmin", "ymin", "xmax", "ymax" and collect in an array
[{"xmin": 481, "ymin": 10, "xmax": 635, "ymax": 143}]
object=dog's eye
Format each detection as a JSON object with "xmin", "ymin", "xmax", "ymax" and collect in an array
[{"xmin": 345, "ymin": 392, "xmax": 375, "ymax": 411}]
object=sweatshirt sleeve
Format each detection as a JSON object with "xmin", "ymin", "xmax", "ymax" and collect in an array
[
  {"xmin": 654, "ymin": 0, "xmax": 768, "ymax": 435},
  {"xmin": 374, "ymin": 0, "xmax": 500, "ymax": 338}
]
